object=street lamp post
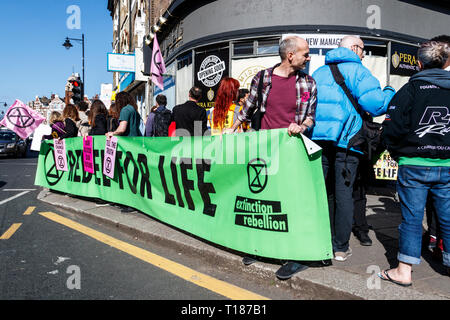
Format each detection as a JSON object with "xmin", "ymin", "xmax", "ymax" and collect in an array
[
  {"xmin": 63, "ymin": 34, "xmax": 85, "ymax": 98},
  {"xmin": 0, "ymin": 102, "xmax": 7, "ymax": 120}
]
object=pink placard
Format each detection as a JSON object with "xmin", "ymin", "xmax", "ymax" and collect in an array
[
  {"xmin": 83, "ymin": 136, "xmax": 94, "ymax": 174},
  {"xmin": 53, "ymin": 139, "xmax": 68, "ymax": 172},
  {"xmin": 103, "ymin": 136, "xmax": 118, "ymax": 179}
]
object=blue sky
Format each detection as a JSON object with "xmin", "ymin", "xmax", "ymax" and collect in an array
[{"xmin": 0, "ymin": 0, "xmax": 112, "ymax": 110}]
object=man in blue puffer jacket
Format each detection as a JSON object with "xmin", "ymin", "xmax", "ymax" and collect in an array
[{"xmin": 311, "ymin": 35, "xmax": 395, "ymax": 262}]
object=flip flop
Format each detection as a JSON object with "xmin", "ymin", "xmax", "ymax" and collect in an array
[{"xmin": 378, "ymin": 269, "xmax": 412, "ymax": 287}]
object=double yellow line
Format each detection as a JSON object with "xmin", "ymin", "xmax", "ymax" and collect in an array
[{"xmin": 0, "ymin": 206, "xmax": 35, "ymax": 239}]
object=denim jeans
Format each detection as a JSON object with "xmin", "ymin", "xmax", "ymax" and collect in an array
[
  {"xmin": 396, "ymin": 165, "xmax": 450, "ymax": 267},
  {"xmin": 319, "ymin": 142, "xmax": 360, "ymax": 252}
]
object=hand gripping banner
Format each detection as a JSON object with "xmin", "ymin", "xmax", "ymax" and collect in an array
[{"xmin": 35, "ymin": 129, "xmax": 332, "ymax": 261}]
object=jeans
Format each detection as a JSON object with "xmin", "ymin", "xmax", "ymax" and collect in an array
[
  {"xmin": 425, "ymin": 193, "xmax": 440, "ymax": 238},
  {"xmin": 319, "ymin": 142, "xmax": 360, "ymax": 252},
  {"xmin": 396, "ymin": 165, "xmax": 450, "ymax": 267}
]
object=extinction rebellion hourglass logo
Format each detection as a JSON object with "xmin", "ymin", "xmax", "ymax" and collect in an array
[{"xmin": 234, "ymin": 159, "xmax": 288, "ymax": 232}]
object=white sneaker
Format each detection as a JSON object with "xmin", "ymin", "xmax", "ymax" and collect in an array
[{"xmin": 334, "ymin": 247, "xmax": 352, "ymax": 261}]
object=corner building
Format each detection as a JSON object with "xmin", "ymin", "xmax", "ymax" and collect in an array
[{"xmin": 144, "ymin": 0, "xmax": 449, "ymax": 118}]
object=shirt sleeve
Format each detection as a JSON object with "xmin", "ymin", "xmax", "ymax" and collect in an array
[
  {"xmin": 119, "ymin": 106, "xmax": 131, "ymax": 122},
  {"xmin": 237, "ymin": 71, "xmax": 261, "ymax": 123},
  {"xmin": 304, "ymin": 80, "xmax": 318, "ymax": 127},
  {"xmin": 382, "ymin": 83, "xmax": 414, "ymax": 148}
]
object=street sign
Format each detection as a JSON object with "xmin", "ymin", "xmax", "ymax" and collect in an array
[{"xmin": 107, "ymin": 53, "xmax": 135, "ymax": 73}]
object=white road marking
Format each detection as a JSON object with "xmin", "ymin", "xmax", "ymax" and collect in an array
[{"xmin": 0, "ymin": 191, "xmax": 30, "ymax": 205}]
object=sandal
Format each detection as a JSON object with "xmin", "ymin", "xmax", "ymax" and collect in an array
[{"xmin": 378, "ymin": 268, "xmax": 412, "ymax": 287}]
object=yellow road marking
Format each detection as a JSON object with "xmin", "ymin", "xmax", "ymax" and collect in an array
[
  {"xmin": 39, "ymin": 211, "xmax": 269, "ymax": 300},
  {"xmin": 23, "ymin": 206, "xmax": 36, "ymax": 216},
  {"xmin": 0, "ymin": 223, "xmax": 22, "ymax": 240}
]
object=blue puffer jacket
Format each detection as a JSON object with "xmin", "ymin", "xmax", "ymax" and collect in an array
[{"xmin": 311, "ymin": 47, "xmax": 395, "ymax": 152}]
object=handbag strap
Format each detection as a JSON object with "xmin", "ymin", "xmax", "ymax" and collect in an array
[{"xmin": 329, "ymin": 63, "xmax": 362, "ymax": 115}]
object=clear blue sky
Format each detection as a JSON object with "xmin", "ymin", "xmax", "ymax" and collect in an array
[{"xmin": 0, "ymin": 0, "xmax": 112, "ymax": 109}]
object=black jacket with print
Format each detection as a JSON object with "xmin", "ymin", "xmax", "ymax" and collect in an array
[{"xmin": 382, "ymin": 69, "xmax": 450, "ymax": 161}]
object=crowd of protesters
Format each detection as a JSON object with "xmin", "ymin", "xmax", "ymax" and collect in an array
[{"xmin": 43, "ymin": 33, "xmax": 450, "ymax": 284}]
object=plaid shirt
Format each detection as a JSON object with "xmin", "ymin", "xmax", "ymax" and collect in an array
[{"xmin": 237, "ymin": 64, "xmax": 317, "ymax": 128}]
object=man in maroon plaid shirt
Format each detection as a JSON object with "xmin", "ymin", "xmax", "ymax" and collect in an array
[
  {"xmin": 225, "ymin": 36, "xmax": 319, "ymax": 279},
  {"xmin": 226, "ymin": 35, "xmax": 317, "ymax": 136}
]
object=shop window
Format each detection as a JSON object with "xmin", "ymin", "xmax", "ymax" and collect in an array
[
  {"xmin": 177, "ymin": 52, "xmax": 192, "ymax": 70},
  {"xmin": 362, "ymin": 39, "xmax": 388, "ymax": 57},
  {"xmin": 257, "ymin": 40, "xmax": 279, "ymax": 55},
  {"xmin": 309, "ymin": 48, "xmax": 333, "ymax": 56},
  {"xmin": 233, "ymin": 41, "xmax": 254, "ymax": 56}
]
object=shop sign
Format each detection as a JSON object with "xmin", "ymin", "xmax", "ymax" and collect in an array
[
  {"xmin": 283, "ymin": 34, "xmax": 348, "ymax": 49},
  {"xmin": 107, "ymin": 53, "xmax": 136, "ymax": 73},
  {"xmin": 390, "ymin": 43, "xmax": 420, "ymax": 76},
  {"xmin": 194, "ymin": 47, "xmax": 229, "ymax": 109}
]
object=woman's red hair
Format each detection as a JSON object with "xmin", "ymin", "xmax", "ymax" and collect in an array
[{"xmin": 213, "ymin": 77, "xmax": 240, "ymax": 128}]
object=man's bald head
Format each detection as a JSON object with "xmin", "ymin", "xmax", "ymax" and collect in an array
[
  {"xmin": 339, "ymin": 35, "xmax": 365, "ymax": 60},
  {"xmin": 279, "ymin": 36, "xmax": 308, "ymax": 60}
]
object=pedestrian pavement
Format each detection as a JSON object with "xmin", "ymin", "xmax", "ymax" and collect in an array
[{"xmin": 37, "ymin": 186, "xmax": 450, "ymax": 300}]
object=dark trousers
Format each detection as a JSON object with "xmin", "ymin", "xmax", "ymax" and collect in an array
[
  {"xmin": 353, "ymin": 159, "xmax": 371, "ymax": 234},
  {"xmin": 319, "ymin": 142, "xmax": 360, "ymax": 252}
]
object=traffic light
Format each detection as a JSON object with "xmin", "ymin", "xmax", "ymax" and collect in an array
[{"xmin": 70, "ymin": 79, "xmax": 83, "ymax": 104}]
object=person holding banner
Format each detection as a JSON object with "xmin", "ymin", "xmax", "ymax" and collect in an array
[
  {"xmin": 42, "ymin": 111, "xmax": 66, "ymax": 140},
  {"xmin": 379, "ymin": 40, "xmax": 450, "ymax": 286},
  {"xmin": 88, "ymin": 100, "xmax": 108, "ymax": 136},
  {"xmin": 311, "ymin": 36, "xmax": 395, "ymax": 262},
  {"xmin": 225, "ymin": 36, "xmax": 318, "ymax": 279},
  {"xmin": 60, "ymin": 104, "xmax": 80, "ymax": 139},
  {"xmin": 227, "ymin": 36, "xmax": 316, "ymax": 136},
  {"xmin": 106, "ymin": 91, "xmax": 142, "ymax": 138},
  {"xmin": 209, "ymin": 77, "xmax": 243, "ymax": 136}
]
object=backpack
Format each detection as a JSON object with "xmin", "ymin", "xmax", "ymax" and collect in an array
[
  {"xmin": 152, "ymin": 109, "xmax": 172, "ymax": 137},
  {"xmin": 329, "ymin": 63, "xmax": 384, "ymax": 161}
]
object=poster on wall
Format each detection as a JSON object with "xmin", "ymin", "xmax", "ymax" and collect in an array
[
  {"xmin": 390, "ymin": 43, "xmax": 420, "ymax": 77},
  {"xmin": 194, "ymin": 46, "xmax": 229, "ymax": 109},
  {"xmin": 373, "ymin": 150, "xmax": 398, "ymax": 180},
  {"xmin": 231, "ymin": 56, "xmax": 281, "ymax": 90}
]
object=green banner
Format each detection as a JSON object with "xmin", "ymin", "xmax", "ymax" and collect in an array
[{"xmin": 35, "ymin": 129, "xmax": 332, "ymax": 261}]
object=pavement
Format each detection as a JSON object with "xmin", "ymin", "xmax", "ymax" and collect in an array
[{"xmin": 37, "ymin": 185, "xmax": 450, "ymax": 300}]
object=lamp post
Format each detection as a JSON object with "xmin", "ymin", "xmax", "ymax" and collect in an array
[
  {"xmin": 0, "ymin": 102, "xmax": 7, "ymax": 120},
  {"xmin": 63, "ymin": 34, "xmax": 85, "ymax": 98}
]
